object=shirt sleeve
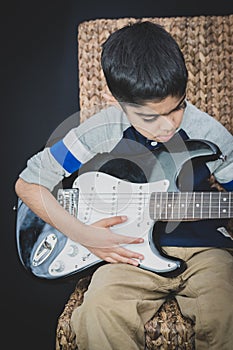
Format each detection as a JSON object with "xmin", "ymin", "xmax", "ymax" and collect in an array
[
  {"xmin": 206, "ymin": 123, "xmax": 233, "ymax": 185},
  {"xmin": 19, "ymin": 148, "xmax": 71, "ymax": 191},
  {"xmin": 19, "ymin": 106, "xmax": 129, "ymax": 191},
  {"xmin": 181, "ymin": 102, "xmax": 233, "ymax": 186}
]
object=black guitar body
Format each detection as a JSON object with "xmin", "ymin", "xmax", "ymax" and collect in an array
[{"xmin": 16, "ymin": 138, "xmax": 225, "ymax": 280}]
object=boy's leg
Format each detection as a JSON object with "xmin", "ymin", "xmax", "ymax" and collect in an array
[
  {"xmin": 176, "ymin": 248, "xmax": 233, "ymax": 350},
  {"xmin": 70, "ymin": 263, "xmax": 182, "ymax": 350},
  {"xmin": 71, "ymin": 247, "xmax": 233, "ymax": 350}
]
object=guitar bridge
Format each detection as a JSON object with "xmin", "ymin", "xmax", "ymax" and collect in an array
[{"xmin": 57, "ymin": 188, "xmax": 79, "ymax": 216}]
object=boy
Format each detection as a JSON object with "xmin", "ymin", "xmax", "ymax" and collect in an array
[{"xmin": 15, "ymin": 21, "xmax": 233, "ymax": 349}]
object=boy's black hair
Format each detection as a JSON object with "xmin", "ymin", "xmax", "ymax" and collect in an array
[{"xmin": 101, "ymin": 21, "xmax": 188, "ymax": 105}]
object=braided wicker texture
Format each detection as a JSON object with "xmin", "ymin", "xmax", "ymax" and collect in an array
[
  {"xmin": 56, "ymin": 275, "xmax": 195, "ymax": 350},
  {"xmin": 78, "ymin": 15, "xmax": 233, "ymax": 131},
  {"xmin": 56, "ymin": 15, "xmax": 233, "ymax": 350},
  {"xmin": 56, "ymin": 276, "xmax": 92, "ymax": 350}
]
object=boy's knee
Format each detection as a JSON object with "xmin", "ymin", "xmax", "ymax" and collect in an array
[
  {"xmin": 70, "ymin": 288, "xmax": 109, "ymax": 333},
  {"xmin": 82, "ymin": 285, "xmax": 113, "ymax": 313}
]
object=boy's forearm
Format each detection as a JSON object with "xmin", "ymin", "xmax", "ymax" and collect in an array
[
  {"xmin": 15, "ymin": 178, "xmax": 87, "ymax": 243},
  {"xmin": 14, "ymin": 178, "xmax": 144, "ymax": 263}
]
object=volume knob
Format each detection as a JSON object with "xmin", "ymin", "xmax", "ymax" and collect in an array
[
  {"xmin": 52, "ymin": 260, "xmax": 65, "ymax": 272},
  {"xmin": 67, "ymin": 244, "xmax": 79, "ymax": 257}
]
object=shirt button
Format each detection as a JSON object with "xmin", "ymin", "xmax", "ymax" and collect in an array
[{"xmin": 151, "ymin": 141, "xmax": 157, "ymax": 146}]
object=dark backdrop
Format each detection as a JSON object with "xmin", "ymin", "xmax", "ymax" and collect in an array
[{"xmin": 1, "ymin": 1, "xmax": 233, "ymax": 349}]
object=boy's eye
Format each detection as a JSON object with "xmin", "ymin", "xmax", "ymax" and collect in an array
[
  {"xmin": 137, "ymin": 98, "xmax": 187, "ymax": 122},
  {"xmin": 142, "ymin": 115, "xmax": 160, "ymax": 123}
]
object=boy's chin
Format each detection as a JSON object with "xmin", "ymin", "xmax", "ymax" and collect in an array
[{"xmin": 156, "ymin": 134, "xmax": 174, "ymax": 142}]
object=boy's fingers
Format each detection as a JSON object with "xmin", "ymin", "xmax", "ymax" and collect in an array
[
  {"xmin": 117, "ymin": 246, "xmax": 144, "ymax": 260},
  {"xmin": 105, "ymin": 251, "xmax": 142, "ymax": 265},
  {"xmin": 93, "ymin": 215, "xmax": 128, "ymax": 228},
  {"xmin": 123, "ymin": 236, "xmax": 144, "ymax": 244},
  {"xmin": 92, "ymin": 216, "xmax": 144, "ymax": 247}
]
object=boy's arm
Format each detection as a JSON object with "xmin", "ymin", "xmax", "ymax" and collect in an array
[{"xmin": 15, "ymin": 178, "xmax": 144, "ymax": 266}]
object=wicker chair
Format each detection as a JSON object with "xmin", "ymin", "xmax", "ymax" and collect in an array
[{"xmin": 56, "ymin": 15, "xmax": 233, "ymax": 350}]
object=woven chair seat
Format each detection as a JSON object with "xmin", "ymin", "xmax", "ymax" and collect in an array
[
  {"xmin": 56, "ymin": 275, "xmax": 195, "ymax": 350},
  {"xmin": 55, "ymin": 14, "xmax": 233, "ymax": 350}
]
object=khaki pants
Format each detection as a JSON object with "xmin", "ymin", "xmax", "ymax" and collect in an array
[{"xmin": 71, "ymin": 247, "xmax": 233, "ymax": 350}]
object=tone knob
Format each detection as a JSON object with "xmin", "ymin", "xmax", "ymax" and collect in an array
[
  {"xmin": 67, "ymin": 244, "xmax": 79, "ymax": 257},
  {"xmin": 52, "ymin": 260, "xmax": 65, "ymax": 272}
]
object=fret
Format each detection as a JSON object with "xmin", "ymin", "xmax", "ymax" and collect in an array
[
  {"xmin": 202, "ymin": 192, "xmax": 211, "ymax": 218},
  {"xmin": 165, "ymin": 192, "xmax": 168, "ymax": 219},
  {"xmin": 219, "ymin": 192, "xmax": 221, "ymax": 218},
  {"xmin": 200, "ymin": 192, "xmax": 203, "ymax": 219},
  {"xmin": 210, "ymin": 193, "xmax": 219, "ymax": 218},
  {"xmin": 179, "ymin": 192, "xmax": 187, "ymax": 219},
  {"xmin": 178, "ymin": 192, "xmax": 181, "ymax": 219},
  {"xmin": 159, "ymin": 192, "xmax": 167, "ymax": 220},
  {"xmin": 150, "ymin": 191, "xmax": 232, "ymax": 220},
  {"xmin": 219, "ymin": 192, "xmax": 231, "ymax": 218},
  {"xmin": 229, "ymin": 192, "xmax": 231, "ymax": 217},
  {"xmin": 192, "ymin": 192, "xmax": 195, "ymax": 219},
  {"xmin": 159, "ymin": 192, "xmax": 163, "ymax": 219},
  {"xmin": 171, "ymin": 192, "xmax": 175, "ymax": 219},
  {"xmin": 186, "ymin": 193, "xmax": 194, "ymax": 219},
  {"xmin": 171, "ymin": 192, "xmax": 182, "ymax": 220},
  {"xmin": 209, "ymin": 192, "xmax": 212, "ymax": 218},
  {"xmin": 193, "ymin": 192, "xmax": 202, "ymax": 219},
  {"xmin": 153, "ymin": 192, "xmax": 164, "ymax": 220},
  {"xmin": 161, "ymin": 192, "xmax": 169, "ymax": 219},
  {"xmin": 166, "ymin": 192, "xmax": 173, "ymax": 219},
  {"xmin": 153, "ymin": 192, "xmax": 159, "ymax": 219},
  {"xmin": 160, "ymin": 192, "xmax": 171, "ymax": 220},
  {"xmin": 209, "ymin": 192, "xmax": 229, "ymax": 218}
]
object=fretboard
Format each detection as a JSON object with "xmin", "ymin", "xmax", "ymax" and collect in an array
[{"xmin": 149, "ymin": 192, "xmax": 232, "ymax": 220}]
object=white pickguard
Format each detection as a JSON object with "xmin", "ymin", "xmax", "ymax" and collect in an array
[{"xmin": 47, "ymin": 172, "xmax": 182, "ymax": 278}]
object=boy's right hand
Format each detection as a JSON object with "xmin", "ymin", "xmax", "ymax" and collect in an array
[{"xmin": 84, "ymin": 216, "xmax": 144, "ymax": 266}]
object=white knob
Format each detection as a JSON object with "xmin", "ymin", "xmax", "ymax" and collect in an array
[
  {"xmin": 52, "ymin": 260, "xmax": 65, "ymax": 272},
  {"xmin": 67, "ymin": 244, "xmax": 79, "ymax": 257}
]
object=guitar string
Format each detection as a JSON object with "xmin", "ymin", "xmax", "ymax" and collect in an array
[
  {"xmin": 63, "ymin": 193, "xmax": 232, "ymax": 216},
  {"xmin": 70, "ymin": 193, "xmax": 233, "ymax": 209}
]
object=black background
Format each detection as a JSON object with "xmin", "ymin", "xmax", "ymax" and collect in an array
[{"xmin": 1, "ymin": 1, "xmax": 233, "ymax": 349}]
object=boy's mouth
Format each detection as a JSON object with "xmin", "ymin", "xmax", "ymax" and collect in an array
[{"xmin": 155, "ymin": 132, "xmax": 175, "ymax": 142}]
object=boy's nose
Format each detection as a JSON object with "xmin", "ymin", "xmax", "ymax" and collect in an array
[
  {"xmin": 159, "ymin": 118, "xmax": 175, "ymax": 132},
  {"xmin": 158, "ymin": 124, "xmax": 174, "ymax": 133}
]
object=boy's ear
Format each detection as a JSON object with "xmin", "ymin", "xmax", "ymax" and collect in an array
[{"xmin": 102, "ymin": 93, "xmax": 122, "ymax": 109}]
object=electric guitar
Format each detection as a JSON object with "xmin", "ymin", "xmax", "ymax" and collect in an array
[{"xmin": 15, "ymin": 139, "xmax": 232, "ymax": 280}]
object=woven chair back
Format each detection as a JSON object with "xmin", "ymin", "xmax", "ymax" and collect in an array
[{"xmin": 78, "ymin": 15, "xmax": 233, "ymax": 133}]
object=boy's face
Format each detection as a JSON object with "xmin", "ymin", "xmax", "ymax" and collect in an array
[{"xmin": 124, "ymin": 95, "xmax": 186, "ymax": 143}]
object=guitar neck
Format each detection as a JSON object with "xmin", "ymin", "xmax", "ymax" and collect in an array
[{"xmin": 150, "ymin": 192, "xmax": 232, "ymax": 220}]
